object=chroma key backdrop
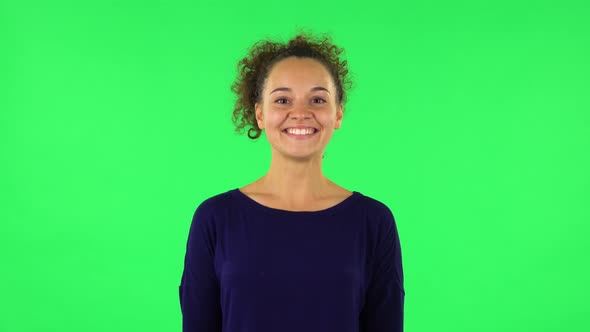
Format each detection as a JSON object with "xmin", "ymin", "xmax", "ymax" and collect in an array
[{"xmin": 1, "ymin": 0, "xmax": 588, "ymax": 331}]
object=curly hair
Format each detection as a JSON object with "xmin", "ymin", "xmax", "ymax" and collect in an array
[{"xmin": 230, "ymin": 29, "xmax": 354, "ymax": 140}]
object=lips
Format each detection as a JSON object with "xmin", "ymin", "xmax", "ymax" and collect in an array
[
  {"xmin": 282, "ymin": 128, "xmax": 319, "ymax": 139},
  {"xmin": 282, "ymin": 128, "xmax": 319, "ymax": 134},
  {"xmin": 282, "ymin": 125, "xmax": 319, "ymax": 131}
]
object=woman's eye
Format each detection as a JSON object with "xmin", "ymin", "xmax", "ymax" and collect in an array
[{"xmin": 275, "ymin": 98, "xmax": 326, "ymax": 104}]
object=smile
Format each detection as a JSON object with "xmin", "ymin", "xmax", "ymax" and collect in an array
[{"xmin": 282, "ymin": 129, "xmax": 319, "ymax": 140}]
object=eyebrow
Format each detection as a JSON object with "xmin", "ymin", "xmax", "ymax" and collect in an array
[{"xmin": 270, "ymin": 86, "xmax": 330, "ymax": 95}]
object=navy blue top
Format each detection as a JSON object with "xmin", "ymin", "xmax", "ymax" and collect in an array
[{"xmin": 179, "ymin": 188, "xmax": 405, "ymax": 332}]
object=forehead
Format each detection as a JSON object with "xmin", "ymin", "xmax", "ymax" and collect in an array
[{"xmin": 266, "ymin": 57, "xmax": 332, "ymax": 88}]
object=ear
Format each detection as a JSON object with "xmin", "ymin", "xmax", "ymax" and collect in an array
[
  {"xmin": 334, "ymin": 103, "xmax": 344, "ymax": 129},
  {"xmin": 255, "ymin": 103, "xmax": 264, "ymax": 130}
]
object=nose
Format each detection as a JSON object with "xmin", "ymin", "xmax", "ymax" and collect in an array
[{"xmin": 289, "ymin": 107, "xmax": 313, "ymax": 119}]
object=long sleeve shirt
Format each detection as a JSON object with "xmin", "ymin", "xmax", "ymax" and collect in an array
[{"xmin": 179, "ymin": 188, "xmax": 405, "ymax": 332}]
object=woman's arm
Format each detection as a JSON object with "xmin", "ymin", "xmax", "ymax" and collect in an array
[
  {"xmin": 359, "ymin": 207, "xmax": 405, "ymax": 332},
  {"xmin": 179, "ymin": 203, "xmax": 222, "ymax": 332}
]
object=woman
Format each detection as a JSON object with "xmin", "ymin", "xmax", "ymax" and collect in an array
[{"xmin": 179, "ymin": 30, "xmax": 405, "ymax": 332}]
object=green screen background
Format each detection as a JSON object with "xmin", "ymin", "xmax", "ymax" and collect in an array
[{"xmin": 1, "ymin": 0, "xmax": 588, "ymax": 331}]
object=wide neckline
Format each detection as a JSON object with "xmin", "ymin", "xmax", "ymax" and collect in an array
[{"xmin": 231, "ymin": 188, "xmax": 361, "ymax": 216}]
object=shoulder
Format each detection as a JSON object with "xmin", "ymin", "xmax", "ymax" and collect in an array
[
  {"xmin": 354, "ymin": 192, "xmax": 399, "ymax": 241},
  {"xmin": 185, "ymin": 189, "xmax": 242, "ymax": 245},
  {"xmin": 191, "ymin": 190, "xmax": 238, "ymax": 233},
  {"xmin": 193, "ymin": 190, "xmax": 232, "ymax": 218},
  {"xmin": 355, "ymin": 192, "xmax": 395, "ymax": 220}
]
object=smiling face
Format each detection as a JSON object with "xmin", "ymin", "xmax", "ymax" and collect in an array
[{"xmin": 255, "ymin": 56, "xmax": 343, "ymax": 160}]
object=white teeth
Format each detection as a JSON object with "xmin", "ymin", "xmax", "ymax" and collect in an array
[{"xmin": 285, "ymin": 128, "xmax": 316, "ymax": 135}]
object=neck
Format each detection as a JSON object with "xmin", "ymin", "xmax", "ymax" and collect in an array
[{"xmin": 257, "ymin": 151, "xmax": 333, "ymax": 204}]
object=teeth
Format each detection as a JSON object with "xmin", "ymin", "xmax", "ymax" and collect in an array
[{"xmin": 285, "ymin": 128, "xmax": 316, "ymax": 135}]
